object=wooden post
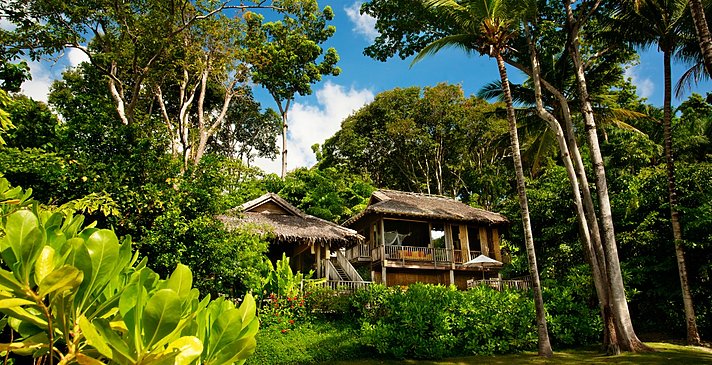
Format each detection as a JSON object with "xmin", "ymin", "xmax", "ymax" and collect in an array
[
  {"xmin": 381, "ymin": 265, "xmax": 387, "ymax": 285},
  {"xmin": 444, "ymin": 224, "xmax": 454, "ymax": 266},
  {"xmin": 479, "ymin": 227, "xmax": 489, "ymax": 257},
  {"xmin": 460, "ymin": 226, "xmax": 470, "ymax": 261},
  {"xmin": 316, "ymin": 243, "xmax": 322, "ymax": 278},
  {"xmin": 491, "ymin": 227, "xmax": 502, "ymax": 261},
  {"xmin": 325, "ymin": 243, "xmax": 331, "ymax": 280},
  {"xmin": 449, "ymin": 270, "xmax": 455, "ymax": 286}
]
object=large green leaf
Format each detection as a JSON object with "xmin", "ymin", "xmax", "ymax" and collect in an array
[
  {"xmin": 38, "ymin": 265, "xmax": 83, "ymax": 297},
  {"xmin": 66, "ymin": 237, "xmax": 93, "ymax": 306},
  {"xmin": 0, "ymin": 298, "xmax": 35, "ymax": 308},
  {"xmin": 1, "ymin": 210, "xmax": 45, "ymax": 282},
  {"xmin": 166, "ymin": 264, "xmax": 192, "ymax": 299},
  {"xmin": 165, "ymin": 336, "xmax": 203, "ymax": 365},
  {"xmin": 142, "ymin": 289, "xmax": 181, "ymax": 349},
  {"xmin": 204, "ymin": 294, "xmax": 258, "ymax": 365},
  {"xmin": 0, "ymin": 269, "xmax": 24, "ymax": 292},
  {"xmin": 78, "ymin": 315, "xmax": 113, "ymax": 359},
  {"xmin": 81, "ymin": 229, "xmax": 120, "ymax": 305},
  {"xmin": 0, "ymin": 211, "xmax": 37, "ymax": 266},
  {"xmin": 0, "ymin": 305, "xmax": 48, "ymax": 328},
  {"xmin": 33, "ymin": 246, "xmax": 55, "ymax": 285},
  {"xmin": 93, "ymin": 318, "xmax": 136, "ymax": 363}
]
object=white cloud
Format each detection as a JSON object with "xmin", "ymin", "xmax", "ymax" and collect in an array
[
  {"xmin": 18, "ymin": 47, "xmax": 91, "ymax": 102},
  {"xmin": 345, "ymin": 2, "xmax": 378, "ymax": 42},
  {"xmin": 254, "ymin": 81, "xmax": 375, "ymax": 175},
  {"xmin": 624, "ymin": 66, "xmax": 654, "ymax": 99},
  {"xmin": 67, "ymin": 48, "xmax": 90, "ymax": 67},
  {"xmin": 0, "ymin": 18, "xmax": 17, "ymax": 31},
  {"xmin": 21, "ymin": 60, "xmax": 55, "ymax": 103}
]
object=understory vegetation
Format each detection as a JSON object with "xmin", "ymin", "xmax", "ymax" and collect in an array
[{"xmin": 248, "ymin": 263, "xmax": 602, "ymax": 364}]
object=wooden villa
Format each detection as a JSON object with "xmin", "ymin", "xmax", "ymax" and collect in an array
[
  {"xmin": 217, "ymin": 193, "xmax": 369, "ymax": 289},
  {"xmin": 342, "ymin": 189, "xmax": 511, "ymax": 290}
]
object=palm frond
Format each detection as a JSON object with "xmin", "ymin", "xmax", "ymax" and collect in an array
[
  {"xmin": 477, "ymin": 80, "xmax": 504, "ymax": 100},
  {"xmin": 411, "ymin": 34, "xmax": 477, "ymax": 66}
]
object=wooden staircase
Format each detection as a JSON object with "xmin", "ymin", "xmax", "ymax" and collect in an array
[{"xmin": 331, "ymin": 258, "xmax": 351, "ymax": 281}]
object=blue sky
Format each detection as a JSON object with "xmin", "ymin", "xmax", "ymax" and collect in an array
[{"xmin": 6, "ymin": 1, "xmax": 711, "ymax": 174}]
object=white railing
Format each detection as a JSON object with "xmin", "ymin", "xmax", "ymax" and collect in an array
[
  {"xmin": 466, "ymin": 278, "xmax": 531, "ymax": 291},
  {"xmin": 336, "ymin": 250, "xmax": 364, "ymax": 282},
  {"xmin": 325, "ymin": 259, "xmax": 341, "ymax": 281},
  {"xmin": 310, "ymin": 280, "xmax": 373, "ymax": 293}
]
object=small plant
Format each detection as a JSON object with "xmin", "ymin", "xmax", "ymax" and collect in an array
[{"xmin": 257, "ymin": 254, "xmax": 313, "ymax": 332}]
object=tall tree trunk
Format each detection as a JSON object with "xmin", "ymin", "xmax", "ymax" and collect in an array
[
  {"xmin": 557, "ymin": 93, "xmax": 619, "ymax": 354},
  {"xmin": 277, "ymin": 100, "xmax": 290, "ymax": 179},
  {"xmin": 495, "ymin": 52, "xmax": 553, "ymax": 358},
  {"xmin": 524, "ymin": 26, "xmax": 617, "ymax": 352},
  {"xmin": 689, "ymin": 0, "xmax": 712, "ymax": 76},
  {"xmin": 662, "ymin": 49, "xmax": 702, "ymax": 346},
  {"xmin": 564, "ymin": 2, "xmax": 648, "ymax": 352}
]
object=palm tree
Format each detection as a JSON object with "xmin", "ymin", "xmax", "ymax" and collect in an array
[
  {"xmin": 688, "ymin": 0, "xmax": 712, "ymax": 75},
  {"xmin": 615, "ymin": 0, "xmax": 702, "ymax": 346},
  {"xmin": 414, "ymin": 0, "xmax": 553, "ymax": 356},
  {"xmin": 563, "ymin": 0, "xmax": 650, "ymax": 352}
]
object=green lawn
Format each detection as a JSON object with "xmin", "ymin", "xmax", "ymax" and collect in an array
[{"xmin": 329, "ymin": 343, "xmax": 712, "ymax": 364}]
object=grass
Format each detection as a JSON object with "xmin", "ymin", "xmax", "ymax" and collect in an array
[{"xmin": 329, "ymin": 343, "xmax": 712, "ymax": 364}]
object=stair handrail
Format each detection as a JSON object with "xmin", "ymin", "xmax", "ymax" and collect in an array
[
  {"xmin": 325, "ymin": 259, "xmax": 342, "ymax": 281},
  {"xmin": 336, "ymin": 249, "xmax": 364, "ymax": 282}
]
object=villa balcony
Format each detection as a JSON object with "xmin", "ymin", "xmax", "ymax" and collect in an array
[{"xmin": 347, "ymin": 243, "xmax": 487, "ymax": 269}]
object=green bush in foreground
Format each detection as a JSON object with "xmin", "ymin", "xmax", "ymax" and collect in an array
[
  {"xmin": 357, "ymin": 284, "xmax": 537, "ymax": 359},
  {"xmin": 0, "ymin": 179, "xmax": 258, "ymax": 364},
  {"xmin": 253, "ymin": 280, "xmax": 602, "ymax": 361}
]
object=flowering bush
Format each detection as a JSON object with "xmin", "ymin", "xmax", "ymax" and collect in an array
[{"xmin": 259, "ymin": 292, "xmax": 307, "ymax": 332}]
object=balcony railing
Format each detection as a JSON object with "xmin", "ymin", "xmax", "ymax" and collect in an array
[
  {"xmin": 466, "ymin": 277, "xmax": 532, "ymax": 291},
  {"xmin": 309, "ymin": 280, "xmax": 373, "ymax": 293},
  {"xmin": 382, "ymin": 245, "xmax": 483, "ymax": 265},
  {"xmin": 345, "ymin": 243, "xmax": 371, "ymax": 261}
]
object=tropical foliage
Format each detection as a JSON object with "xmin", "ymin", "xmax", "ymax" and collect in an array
[{"xmin": 0, "ymin": 179, "xmax": 258, "ymax": 364}]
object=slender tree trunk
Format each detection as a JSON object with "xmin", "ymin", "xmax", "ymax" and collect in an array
[
  {"xmin": 689, "ymin": 0, "xmax": 712, "ymax": 76},
  {"xmin": 278, "ymin": 99, "xmax": 291, "ymax": 179},
  {"xmin": 495, "ymin": 52, "xmax": 553, "ymax": 358},
  {"xmin": 108, "ymin": 61, "xmax": 130, "ymax": 126},
  {"xmin": 524, "ymin": 27, "xmax": 617, "ymax": 352},
  {"xmin": 558, "ymin": 94, "xmax": 619, "ymax": 354},
  {"xmin": 564, "ymin": 2, "xmax": 648, "ymax": 352},
  {"xmin": 662, "ymin": 50, "xmax": 702, "ymax": 346}
]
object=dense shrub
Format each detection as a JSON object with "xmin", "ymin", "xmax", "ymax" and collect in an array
[
  {"xmin": 303, "ymin": 283, "xmax": 353, "ymax": 319},
  {"xmin": 543, "ymin": 267, "xmax": 603, "ymax": 347},
  {"xmin": 255, "ymin": 276, "xmax": 602, "ymax": 361},
  {"xmin": 357, "ymin": 284, "xmax": 537, "ymax": 359}
]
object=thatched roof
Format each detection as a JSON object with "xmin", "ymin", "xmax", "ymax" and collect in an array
[
  {"xmin": 343, "ymin": 189, "xmax": 509, "ymax": 227},
  {"xmin": 217, "ymin": 193, "xmax": 363, "ymax": 248}
]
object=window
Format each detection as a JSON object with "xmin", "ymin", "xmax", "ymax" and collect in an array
[
  {"xmin": 431, "ymin": 223, "xmax": 445, "ymax": 248},
  {"xmin": 467, "ymin": 226, "xmax": 481, "ymax": 252},
  {"xmin": 451, "ymin": 224, "xmax": 461, "ymax": 249}
]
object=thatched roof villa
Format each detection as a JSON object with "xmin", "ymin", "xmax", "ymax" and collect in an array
[{"xmin": 217, "ymin": 193, "xmax": 363, "ymax": 278}]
